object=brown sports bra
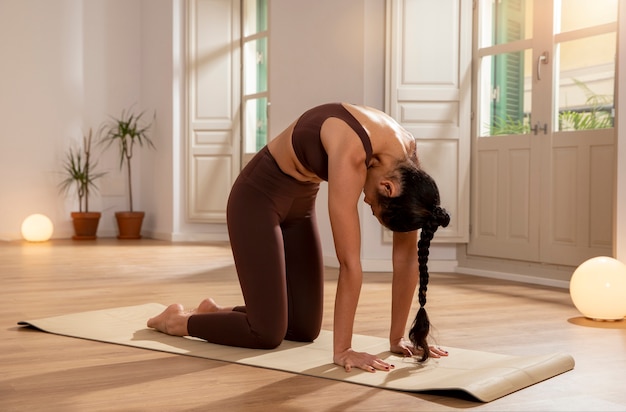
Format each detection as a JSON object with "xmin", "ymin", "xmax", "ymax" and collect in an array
[{"xmin": 291, "ymin": 103, "xmax": 373, "ymax": 181}]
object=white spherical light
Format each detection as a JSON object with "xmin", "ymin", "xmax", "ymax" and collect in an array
[
  {"xmin": 21, "ymin": 214, "xmax": 54, "ymax": 242},
  {"xmin": 570, "ymin": 256, "xmax": 626, "ymax": 321}
]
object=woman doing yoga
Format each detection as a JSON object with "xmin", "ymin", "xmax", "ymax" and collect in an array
[{"xmin": 148, "ymin": 102, "xmax": 450, "ymax": 373}]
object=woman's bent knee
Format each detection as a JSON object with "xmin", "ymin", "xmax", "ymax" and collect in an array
[
  {"xmin": 254, "ymin": 334, "xmax": 284, "ymax": 349},
  {"xmin": 252, "ymin": 323, "xmax": 287, "ymax": 349},
  {"xmin": 285, "ymin": 326, "xmax": 320, "ymax": 343}
]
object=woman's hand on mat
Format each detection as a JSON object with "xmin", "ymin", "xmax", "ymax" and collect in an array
[
  {"xmin": 390, "ymin": 337, "xmax": 449, "ymax": 358},
  {"xmin": 427, "ymin": 345, "xmax": 449, "ymax": 358},
  {"xmin": 334, "ymin": 348, "xmax": 394, "ymax": 373}
]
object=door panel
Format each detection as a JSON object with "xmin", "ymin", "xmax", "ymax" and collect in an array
[
  {"xmin": 540, "ymin": 129, "xmax": 615, "ymax": 265},
  {"xmin": 470, "ymin": 134, "xmax": 540, "ymax": 261}
]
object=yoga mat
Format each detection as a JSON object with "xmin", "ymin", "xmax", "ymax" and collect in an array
[{"xmin": 18, "ymin": 303, "xmax": 574, "ymax": 402}]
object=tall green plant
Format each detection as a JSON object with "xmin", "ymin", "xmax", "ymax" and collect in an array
[
  {"xmin": 100, "ymin": 109, "xmax": 155, "ymax": 212},
  {"xmin": 59, "ymin": 129, "xmax": 106, "ymax": 213}
]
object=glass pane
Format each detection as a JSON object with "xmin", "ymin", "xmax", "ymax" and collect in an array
[
  {"xmin": 556, "ymin": 33, "xmax": 615, "ymax": 131},
  {"xmin": 243, "ymin": 0, "xmax": 267, "ymax": 37},
  {"xmin": 557, "ymin": 0, "xmax": 617, "ymax": 33},
  {"xmin": 243, "ymin": 98, "xmax": 268, "ymax": 154},
  {"xmin": 478, "ymin": 50, "xmax": 532, "ymax": 136},
  {"xmin": 243, "ymin": 37, "xmax": 268, "ymax": 95},
  {"xmin": 480, "ymin": 0, "xmax": 532, "ymax": 47}
]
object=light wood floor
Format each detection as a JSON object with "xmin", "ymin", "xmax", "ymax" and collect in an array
[{"xmin": 2, "ymin": 238, "xmax": 625, "ymax": 411}]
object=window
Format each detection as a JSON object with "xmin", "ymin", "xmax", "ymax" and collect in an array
[
  {"xmin": 555, "ymin": 0, "xmax": 617, "ymax": 131},
  {"xmin": 241, "ymin": 0, "xmax": 269, "ymax": 165},
  {"xmin": 476, "ymin": 0, "xmax": 617, "ymax": 137}
]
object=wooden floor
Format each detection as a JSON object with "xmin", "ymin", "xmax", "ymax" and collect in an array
[{"xmin": 2, "ymin": 238, "xmax": 625, "ymax": 411}]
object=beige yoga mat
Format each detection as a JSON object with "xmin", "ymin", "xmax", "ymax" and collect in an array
[{"xmin": 18, "ymin": 303, "xmax": 574, "ymax": 402}]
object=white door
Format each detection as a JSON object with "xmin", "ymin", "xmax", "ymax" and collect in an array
[
  {"xmin": 386, "ymin": 0, "xmax": 472, "ymax": 243},
  {"xmin": 186, "ymin": 0, "xmax": 269, "ymax": 222},
  {"xmin": 469, "ymin": 0, "xmax": 618, "ymax": 267},
  {"xmin": 186, "ymin": 0, "xmax": 242, "ymax": 222}
]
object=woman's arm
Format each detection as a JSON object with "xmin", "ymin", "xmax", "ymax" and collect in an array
[
  {"xmin": 389, "ymin": 230, "xmax": 449, "ymax": 359},
  {"xmin": 325, "ymin": 119, "xmax": 366, "ymax": 357},
  {"xmin": 323, "ymin": 118, "xmax": 393, "ymax": 372},
  {"xmin": 389, "ymin": 230, "xmax": 419, "ymax": 353}
]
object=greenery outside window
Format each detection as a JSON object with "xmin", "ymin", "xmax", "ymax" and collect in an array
[{"xmin": 477, "ymin": 0, "xmax": 617, "ymax": 136}]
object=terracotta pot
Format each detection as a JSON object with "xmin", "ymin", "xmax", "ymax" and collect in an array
[
  {"xmin": 71, "ymin": 212, "xmax": 101, "ymax": 240},
  {"xmin": 115, "ymin": 211, "xmax": 145, "ymax": 239}
]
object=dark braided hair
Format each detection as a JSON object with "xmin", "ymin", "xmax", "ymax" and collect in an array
[
  {"xmin": 377, "ymin": 164, "xmax": 450, "ymax": 361},
  {"xmin": 409, "ymin": 209, "xmax": 449, "ymax": 361}
]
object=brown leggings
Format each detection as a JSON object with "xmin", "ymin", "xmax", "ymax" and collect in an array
[{"xmin": 187, "ymin": 147, "xmax": 324, "ymax": 349}]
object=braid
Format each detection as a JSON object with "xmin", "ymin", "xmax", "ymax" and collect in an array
[
  {"xmin": 408, "ymin": 221, "xmax": 436, "ymax": 361},
  {"xmin": 408, "ymin": 207, "xmax": 450, "ymax": 362},
  {"xmin": 417, "ymin": 223, "xmax": 434, "ymax": 307},
  {"xmin": 374, "ymin": 164, "xmax": 450, "ymax": 361}
]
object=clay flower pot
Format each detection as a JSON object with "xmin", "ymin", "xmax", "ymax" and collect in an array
[
  {"xmin": 71, "ymin": 212, "xmax": 101, "ymax": 240},
  {"xmin": 115, "ymin": 211, "xmax": 145, "ymax": 239}
]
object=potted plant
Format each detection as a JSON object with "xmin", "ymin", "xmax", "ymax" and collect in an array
[
  {"xmin": 59, "ymin": 129, "xmax": 106, "ymax": 240},
  {"xmin": 100, "ymin": 108, "xmax": 155, "ymax": 239}
]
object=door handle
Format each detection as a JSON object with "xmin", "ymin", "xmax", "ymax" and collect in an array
[
  {"xmin": 537, "ymin": 51, "xmax": 549, "ymax": 81},
  {"xmin": 532, "ymin": 122, "xmax": 547, "ymax": 135}
]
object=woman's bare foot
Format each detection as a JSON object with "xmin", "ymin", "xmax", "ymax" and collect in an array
[
  {"xmin": 147, "ymin": 303, "xmax": 190, "ymax": 336},
  {"xmin": 192, "ymin": 298, "xmax": 233, "ymax": 314}
]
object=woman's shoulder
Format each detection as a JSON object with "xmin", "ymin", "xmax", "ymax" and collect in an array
[
  {"xmin": 343, "ymin": 103, "xmax": 413, "ymax": 155},
  {"xmin": 343, "ymin": 103, "xmax": 404, "ymax": 133}
]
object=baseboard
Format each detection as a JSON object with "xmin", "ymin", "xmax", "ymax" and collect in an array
[
  {"xmin": 148, "ymin": 231, "xmax": 230, "ymax": 243},
  {"xmin": 323, "ymin": 255, "xmax": 458, "ymax": 273},
  {"xmin": 455, "ymin": 266, "xmax": 570, "ymax": 289}
]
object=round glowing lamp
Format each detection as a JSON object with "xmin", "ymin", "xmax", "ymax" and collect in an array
[
  {"xmin": 570, "ymin": 256, "xmax": 626, "ymax": 321},
  {"xmin": 21, "ymin": 214, "xmax": 54, "ymax": 242}
]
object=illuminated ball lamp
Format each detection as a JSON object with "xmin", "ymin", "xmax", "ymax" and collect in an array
[
  {"xmin": 570, "ymin": 256, "xmax": 626, "ymax": 321},
  {"xmin": 21, "ymin": 214, "xmax": 54, "ymax": 242}
]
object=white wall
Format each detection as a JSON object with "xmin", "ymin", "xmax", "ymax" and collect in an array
[
  {"xmin": 0, "ymin": 0, "xmax": 92, "ymax": 239},
  {"xmin": 139, "ymin": 0, "xmax": 177, "ymax": 239},
  {"xmin": 82, "ymin": 1, "xmax": 143, "ymax": 233},
  {"xmin": 0, "ymin": 0, "xmax": 174, "ymax": 240}
]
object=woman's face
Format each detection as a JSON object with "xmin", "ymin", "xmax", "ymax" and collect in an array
[
  {"xmin": 363, "ymin": 191, "xmax": 383, "ymax": 223},
  {"xmin": 363, "ymin": 166, "xmax": 393, "ymax": 223}
]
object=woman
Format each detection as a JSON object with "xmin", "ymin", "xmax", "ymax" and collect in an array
[{"xmin": 148, "ymin": 102, "xmax": 450, "ymax": 373}]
